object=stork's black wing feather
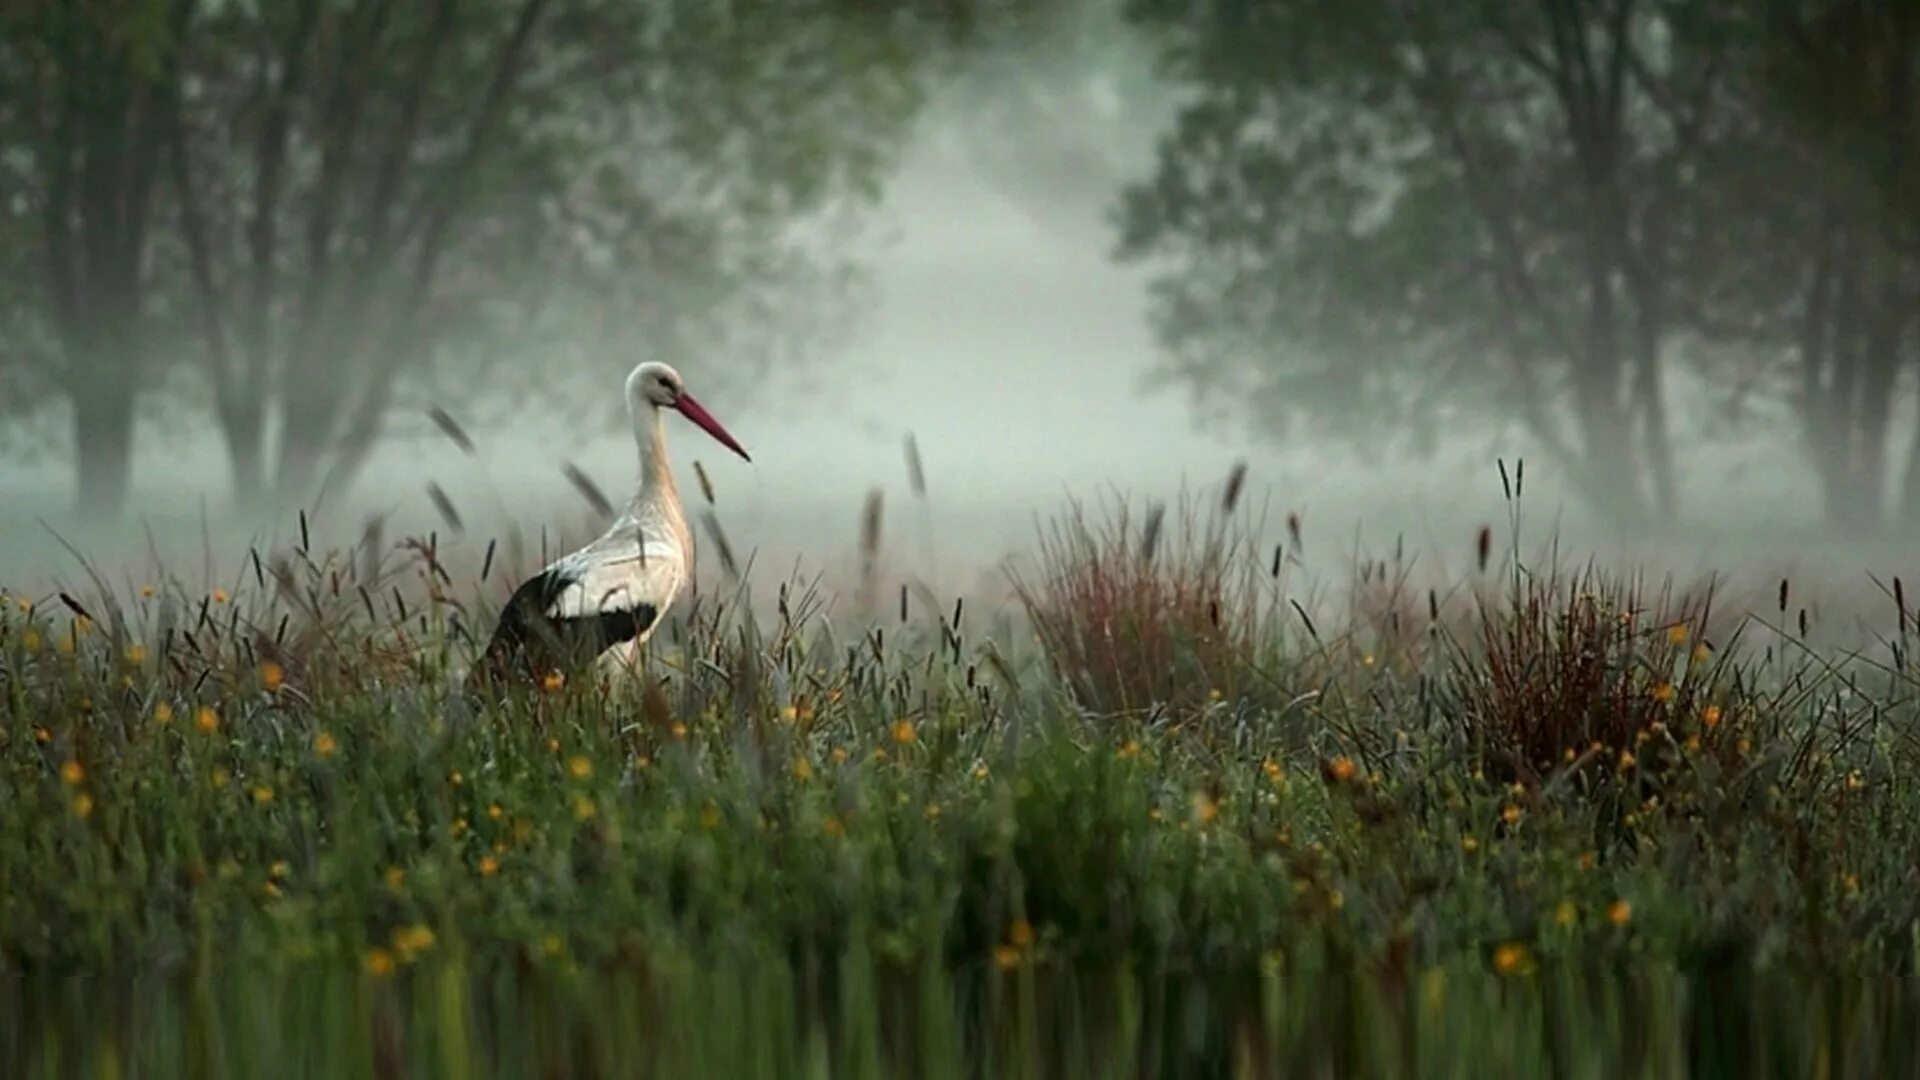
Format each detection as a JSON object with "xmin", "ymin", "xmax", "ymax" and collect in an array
[{"xmin": 471, "ymin": 567, "xmax": 659, "ymax": 687}]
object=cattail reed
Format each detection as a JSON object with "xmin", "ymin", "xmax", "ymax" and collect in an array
[
  {"xmin": 479, "ymin": 537, "xmax": 495, "ymax": 582},
  {"xmin": 562, "ymin": 461, "xmax": 614, "ymax": 518},
  {"xmin": 427, "ymin": 406, "xmax": 475, "ymax": 455},
  {"xmin": 900, "ymin": 584, "xmax": 909, "ymax": 623},
  {"xmin": 859, "ymin": 489, "xmax": 884, "ymax": 613},
  {"xmin": 1286, "ymin": 511, "xmax": 1302, "ymax": 553},
  {"xmin": 1221, "ymin": 459, "xmax": 1247, "ymax": 514},
  {"xmin": 425, "ymin": 482, "xmax": 464, "ymax": 533},
  {"xmin": 1141, "ymin": 502, "xmax": 1166, "ymax": 562},
  {"xmin": 693, "ymin": 460, "xmax": 715, "ymax": 505},
  {"xmin": 903, "ymin": 434, "xmax": 926, "ymax": 497},
  {"xmin": 1896, "ymin": 577, "xmax": 1907, "ymax": 632},
  {"xmin": 1270, "ymin": 543, "xmax": 1283, "ymax": 578},
  {"xmin": 699, "ymin": 511, "xmax": 739, "ymax": 580},
  {"xmin": 1498, "ymin": 459, "xmax": 1512, "ymax": 501},
  {"xmin": 1476, "ymin": 525, "xmax": 1492, "ymax": 573},
  {"xmin": 1779, "ymin": 578, "xmax": 1789, "ymax": 613}
]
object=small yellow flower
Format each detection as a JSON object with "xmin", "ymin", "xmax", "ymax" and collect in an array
[
  {"xmin": 1691, "ymin": 643, "xmax": 1710, "ymax": 664},
  {"xmin": 1843, "ymin": 872, "xmax": 1862, "ymax": 896},
  {"xmin": 1650, "ymin": 681, "xmax": 1674, "ymax": 704},
  {"xmin": 1701, "ymin": 705, "xmax": 1722, "ymax": 729},
  {"xmin": 195, "ymin": 706, "xmax": 219, "ymax": 734},
  {"xmin": 830, "ymin": 747, "xmax": 850, "ymax": 765},
  {"xmin": 479, "ymin": 855, "xmax": 500, "ymax": 877},
  {"xmin": 252, "ymin": 784, "xmax": 275, "ymax": 806},
  {"xmin": 1666, "ymin": 624, "xmax": 1688, "ymax": 645},
  {"xmin": 1555, "ymin": 900, "xmax": 1578, "ymax": 928},
  {"xmin": 792, "ymin": 757, "xmax": 813, "ymax": 780},
  {"xmin": 1492, "ymin": 941, "xmax": 1535, "ymax": 976},
  {"xmin": 1362, "ymin": 653, "xmax": 1376, "ymax": 668},
  {"xmin": 1262, "ymin": 759, "xmax": 1283, "ymax": 782},
  {"xmin": 567, "ymin": 755, "xmax": 592, "ymax": 780},
  {"xmin": 260, "ymin": 661, "xmax": 284, "ymax": 692},
  {"xmin": 59, "ymin": 760, "xmax": 85, "ymax": 786},
  {"xmin": 1461, "ymin": 835, "xmax": 1480, "ymax": 854},
  {"xmin": 546, "ymin": 737, "xmax": 561, "ymax": 754},
  {"xmin": 313, "ymin": 731, "xmax": 338, "ymax": 758},
  {"xmin": 1009, "ymin": 919, "xmax": 1034, "ymax": 948},
  {"xmin": 571, "ymin": 795, "xmax": 596, "ymax": 821},
  {"xmin": 1736, "ymin": 736, "xmax": 1751, "ymax": 756},
  {"xmin": 1118, "ymin": 740, "xmax": 1142, "ymax": 760},
  {"xmin": 363, "ymin": 948, "xmax": 395, "ymax": 977},
  {"xmin": 153, "ymin": 703, "xmax": 174, "ymax": 726},
  {"xmin": 125, "ymin": 643, "xmax": 147, "ymax": 665},
  {"xmin": 871, "ymin": 747, "xmax": 889, "ymax": 762},
  {"xmin": 212, "ymin": 589, "xmax": 230, "ymax": 604},
  {"xmin": 670, "ymin": 721, "xmax": 688, "ymax": 739},
  {"xmin": 393, "ymin": 924, "xmax": 436, "ymax": 960},
  {"xmin": 540, "ymin": 935, "xmax": 565, "ymax": 958},
  {"xmin": 1208, "ymin": 687, "xmax": 1224, "ymax": 701},
  {"xmin": 450, "ymin": 817, "xmax": 469, "ymax": 838},
  {"xmin": 72, "ymin": 793, "xmax": 94, "ymax": 819},
  {"xmin": 699, "ymin": 803, "xmax": 721, "ymax": 829},
  {"xmin": 262, "ymin": 880, "xmax": 282, "ymax": 900},
  {"xmin": 210, "ymin": 767, "xmax": 231, "ymax": 790},
  {"xmin": 1606, "ymin": 899, "xmax": 1632, "ymax": 927},
  {"xmin": 1327, "ymin": 756, "xmax": 1357, "ymax": 783},
  {"xmin": 487, "ymin": 803, "xmax": 504, "ymax": 821},
  {"xmin": 1577, "ymin": 851, "xmax": 1597, "ymax": 871},
  {"xmin": 270, "ymin": 860, "xmax": 290, "ymax": 879},
  {"xmin": 385, "ymin": 866, "xmax": 406, "ymax": 891},
  {"xmin": 924, "ymin": 802, "xmax": 942, "ymax": 821},
  {"xmin": 21, "ymin": 629, "xmax": 42, "ymax": 653},
  {"xmin": 448, "ymin": 769, "xmax": 464, "ymax": 786},
  {"xmin": 1845, "ymin": 770, "xmax": 1866, "ymax": 792},
  {"xmin": 33, "ymin": 726, "xmax": 51, "ymax": 744},
  {"xmin": 891, "ymin": 719, "xmax": 917, "ymax": 745},
  {"xmin": 823, "ymin": 815, "xmax": 845, "ymax": 837},
  {"xmin": 993, "ymin": 944, "xmax": 1022, "ymax": 971},
  {"xmin": 1191, "ymin": 791, "xmax": 1219, "ymax": 826},
  {"xmin": 541, "ymin": 671, "xmax": 565, "ymax": 692},
  {"xmin": 972, "ymin": 762, "xmax": 989, "ymax": 782},
  {"xmin": 140, "ymin": 584, "xmax": 156, "ymax": 599}
]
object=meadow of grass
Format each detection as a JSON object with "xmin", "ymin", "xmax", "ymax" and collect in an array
[{"xmin": 6, "ymin": 474, "xmax": 1920, "ymax": 1077}]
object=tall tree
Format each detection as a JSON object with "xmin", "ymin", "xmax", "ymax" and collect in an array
[
  {"xmin": 164, "ymin": 0, "xmax": 945, "ymax": 510},
  {"xmin": 0, "ymin": 0, "xmax": 190, "ymax": 518},
  {"xmin": 1116, "ymin": 0, "xmax": 1739, "ymax": 526}
]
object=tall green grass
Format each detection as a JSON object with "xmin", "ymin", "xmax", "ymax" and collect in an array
[{"xmin": 5, "ymin": 484, "xmax": 1920, "ymax": 1076}]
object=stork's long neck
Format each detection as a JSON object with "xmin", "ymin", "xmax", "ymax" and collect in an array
[{"xmin": 631, "ymin": 404, "xmax": 681, "ymax": 518}]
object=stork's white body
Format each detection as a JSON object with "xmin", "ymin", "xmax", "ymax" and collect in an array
[{"xmin": 473, "ymin": 363, "xmax": 745, "ymax": 684}]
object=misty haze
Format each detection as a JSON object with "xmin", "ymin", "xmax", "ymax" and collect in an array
[{"xmin": 7, "ymin": 2, "xmax": 1920, "ymax": 1071}]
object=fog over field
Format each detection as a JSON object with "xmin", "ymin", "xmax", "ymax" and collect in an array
[{"xmin": 1, "ymin": 43, "xmax": 1910, "ymax": 650}]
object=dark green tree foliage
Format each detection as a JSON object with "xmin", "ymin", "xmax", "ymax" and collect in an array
[
  {"xmin": 2, "ymin": 1, "xmax": 984, "ymax": 514},
  {"xmin": 1117, "ymin": 0, "xmax": 1920, "ymax": 531}
]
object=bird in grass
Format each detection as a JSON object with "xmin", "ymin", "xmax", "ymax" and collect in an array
[{"xmin": 471, "ymin": 362, "xmax": 750, "ymax": 688}]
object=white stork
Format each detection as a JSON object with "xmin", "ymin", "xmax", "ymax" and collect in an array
[{"xmin": 473, "ymin": 361, "xmax": 750, "ymax": 685}]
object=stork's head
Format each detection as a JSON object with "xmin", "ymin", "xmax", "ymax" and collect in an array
[{"xmin": 626, "ymin": 362, "xmax": 751, "ymax": 462}]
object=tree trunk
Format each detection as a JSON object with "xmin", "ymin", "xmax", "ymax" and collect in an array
[
  {"xmin": 72, "ymin": 384, "xmax": 136, "ymax": 520},
  {"xmin": 218, "ymin": 397, "xmax": 269, "ymax": 513}
]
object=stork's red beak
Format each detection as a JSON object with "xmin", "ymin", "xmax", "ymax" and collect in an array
[{"xmin": 674, "ymin": 392, "xmax": 751, "ymax": 462}]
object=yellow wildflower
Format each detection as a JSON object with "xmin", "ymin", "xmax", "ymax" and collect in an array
[
  {"xmin": 1492, "ymin": 942, "xmax": 1535, "ymax": 976},
  {"xmin": 972, "ymin": 762, "xmax": 989, "ymax": 782},
  {"xmin": 393, "ymin": 924, "xmax": 436, "ymax": 960},
  {"xmin": 1606, "ymin": 899, "xmax": 1632, "ymax": 927},
  {"xmin": 1702, "ymin": 705, "xmax": 1722, "ymax": 729},
  {"xmin": 792, "ymin": 757, "xmax": 813, "ymax": 780},
  {"xmin": 571, "ymin": 795, "xmax": 596, "ymax": 821},
  {"xmin": 823, "ymin": 815, "xmax": 845, "ymax": 837},
  {"xmin": 1327, "ymin": 756, "xmax": 1357, "ymax": 783},
  {"xmin": 195, "ymin": 706, "xmax": 218, "ymax": 734},
  {"xmin": 567, "ymin": 755, "xmax": 592, "ymax": 780},
  {"xmin": 270, "ymin": 860, "xmax": 290, "ymax": 879},
  {"xmin": 1191, "ymin": 791, "xmax": 1219, "ymax": 827},
  {"xmin": 59, "ymin": 760, "xmax": 85, "ymax": 786},
  {"xmin": 479, "ymin": 855, "xmax": 500, "ymax": 877},
  {"xmin": 1666, "ymin": 623, "xmax": 1688, "ymax": 645},
  {"xmin": 153, "ymin": 703, "xmax": 174, "ymax": 726},
  {"xmin": 670, "ymin": 721, "xmax": 688, "ymax": 739},
  {"xmin": 33, "ymin": 726, "xmax": 50, "ymax": 744},
  {"xmin": 1461, "ymin": 835, "xmax": 1480, "ymax": 854},
  {"xmin": 363, "ymin": 948, "xmax": 395, "ymax": 978},
  {"xmin": 891, "ymin": 719, "xmax": 917, "ymax": 745},
  {"xmin": 993, "ymin": 944, "xmax": 1021, "ymax": 971},
  {"xmin": 21, "ymin": 629, "xmax": 41, "ymax": 653},
  {"xmin": 313, "ymin": 731, "xmax": 338, "ymax": 758},
  {"xmin": 1555, "ymin": 900, "xmax": 1578, "ymax": 928},
  {"xmin": 1650, "ymin": 681, "xmax": 1674, "ymax": 704},
  {"xmin": 210, "ymin": 767, "xmax": 231, "ymax": 790},
  {"xmin": 125, "ymin": 643, "xmax": 147, "ymax": 665},
  {"xmin": 262, "ymin": 880, "xmax": 282, "ymax": 900},
  {"xmin": 211, "ymin": 589, "xmax": 229, "ymax": 604},
  {"xmin": 831, "ymin": 747, "xmax": 850, "ymax": 765},
  {"xmin": 260, "ymin": 661, "xmax": 284, "ymax": 692},
  {"xmin": 252, "ymin": 785, "xmax": 274, "ymax": 806},
  {"xmin": 1009, "ymin": 920, "xmax": 1034, "ymax": 948},
  {"xmin": 488, "ymin": 803, "xmax": 504, "ymax": 821},
  {"xmin": 385, "ymin": 866, "xmax": 406, "ymax": 891},
  {"xmin": 541, "ymin": 671, "xmax": 564, "ymax": 692},
  {"xmin": 1577, "ymin": 851, "xmax": 1597, "ymax": 871},
  {"xmin": 72, "ymin": 793, "xmax": 94, "ymax": 819}
]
